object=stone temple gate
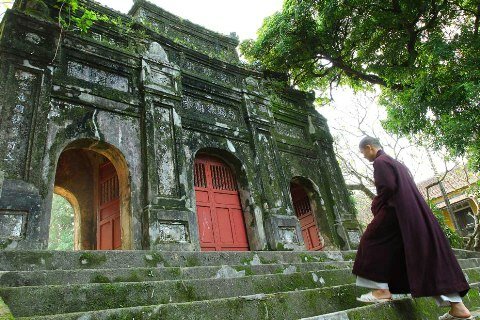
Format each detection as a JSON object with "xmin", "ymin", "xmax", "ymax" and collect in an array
[{"xmin": 0, "ymin": 0, "xmax": 361, "ymax": 251}]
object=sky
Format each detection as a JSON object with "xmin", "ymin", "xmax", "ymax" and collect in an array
[{"xmin": 0, "ymin": 0, "xmax": 454, "ymax": 182}]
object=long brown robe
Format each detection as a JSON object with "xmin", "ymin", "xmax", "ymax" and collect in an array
[{"xmin": 352, "ymin": 150, "xmax": 470, "ymax": 297}]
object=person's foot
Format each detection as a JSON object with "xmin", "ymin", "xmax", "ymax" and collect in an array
[
  {"xmin": 371, "ymin": 289, "xmax": 392, "ymax": 300},
  {"xmin": 449, "ymin": 302, "xmax": 472, "ymax": 318}
]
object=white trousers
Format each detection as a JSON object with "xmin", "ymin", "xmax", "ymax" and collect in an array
[{"xmin": 356, "ymin": 276, "xmax": 462, "ymax": 307}]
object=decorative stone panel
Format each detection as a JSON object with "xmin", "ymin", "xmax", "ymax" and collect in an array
[
  {"xmin": 275, "ymin": 121, "xmax": 306, "ymax": 141},
  {"xmin": 182, "ymin": 95, "xmax": 240, "ymax": 123},
  {"xmin": 67, "ymin": 61, "xmax": 129, "ymax": 92},
  {"xmin": 1, "ymin": 68, "xmax": 39, "ymax": 179},
  {"xmin": 157, "ymin": 222, "xmax": 189, "ymax": 243},
  {"xmin": 0, "ymin": 210, "xmax": 27, "ymax": 239}
]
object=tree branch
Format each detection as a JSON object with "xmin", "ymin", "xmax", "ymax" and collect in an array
[{"xmin": 347, "ymin": 184, "xmax": 376, "ymax": 200}]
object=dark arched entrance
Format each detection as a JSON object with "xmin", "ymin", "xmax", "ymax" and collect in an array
[
  {"xmin": 194, "ymin": 154, "xmax": 249, "ymax": 251},
  {"xmin": 290, "ymin": 180, "xmax": 324, "ymax": 251},
  {"xmin": 52, "ymin": 140, "xmax": 131, "ymax": 250}
]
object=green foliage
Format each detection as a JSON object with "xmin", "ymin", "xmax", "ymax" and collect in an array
[
  {"xmin": 56, "ymin": 0, "xmax": 108, "ymax": 33},
  {"xmin": 48, "ymin": 194, "xmax": 74, "ymax": 250},
  {"xmin": 430, "ymin": 204, "xmax": 464, "ymax": 249},
  {"xmin": 241, "ymin": 0, "xmax": 480, "ymax": 168},
  {"xmin": 52, "ymin": 0, "xmax": 149, "ymax": 55}
]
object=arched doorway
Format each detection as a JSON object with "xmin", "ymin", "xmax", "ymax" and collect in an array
[
  {"xmin": 48, "ymin": 193, "xmax": 75, "ymax": 250},
  {"xmin": 194, "ymin": 154, "xmax": 249, "ymax": 251},
  {"xmin": 52, "ymin": 140, "xmax": 131, "ymax": 250},
  {"xmin": 290, "ymin": 180, "xmax": 324, "ymax": 251}
]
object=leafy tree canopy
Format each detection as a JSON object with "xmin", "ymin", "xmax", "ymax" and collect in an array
[{"xmin": 240, "ymin": 0, "xmax": 480, "ymax": 168}]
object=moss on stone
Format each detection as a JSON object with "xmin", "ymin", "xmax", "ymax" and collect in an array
[
  {"xmin": 240, "ymin": 256, "xmax": 254, "ymax": 265},
  {"xmin": 273, "ymin": 266, "xmax": 285, "ymax": 274},
  {"xmin": 233, "ymin": 265, "xmax": 254, "ymax": 276},
  {"xmin": 144, "ymin": 252, "xmax": 169, "ymax": 267},
  {"xmin": 175, "ymin": 281, "xmax": 198, "ymax": 302},
  {"xmin": 91, "ymin": 274, "xmax": 111, "ymax": 283},
  {"xmin": 0, "ymin": 297, "xmax": 14, "ymax": 320},
  {"xmin": 299, "ymin": 253, "xmax": 318, "ymax": 263},
  {"xmin": 259, "ymin": 256, "xmax": 277, "ymax": 264},
  {"xmin": 275, "ymin": 242, "xmax": 294, "ymax": 251},
  {"xmin": 168, "ymin": 267, "xmax": 182, "ymax": 277},
  {"xmin": 79, "ymin": 252, "xmax": 107, "ymax": 268},
  {"xmin": 112, "ymin": 271, "xmax": 143, "ymax": 283},
  {"xmin": 342, "ymin": 251, "xmax": 357, "ymax": 261},
  {"xmin": 24, "ymin": 0, "xmax": 49, "ymax": 19},
  {"xmin": 185, "ymin": 256, "xmax": 200, "ymax": 267}
]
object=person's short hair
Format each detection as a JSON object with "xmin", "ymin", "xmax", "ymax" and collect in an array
[{"xmin": 359, "ymin": 136, "xmax": 382, "ymax": 149}]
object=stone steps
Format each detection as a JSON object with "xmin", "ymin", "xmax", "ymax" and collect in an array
[
  {"xmin": 0, "ymin": 261, "xmax": 354, "ymax": 287},
  {"xmin": 301, "ymin": 288, "xmax": 480, "ymax": 320},
  {"xmin": 2, "ymin": 269, "xmax": 356, "ymax": 317},
  {"xmin": 0, "ymin": 250, "xmax": 478, "ymax": 319},
  {"xmin": 18, "ymin": 284, "xmax": 367, "ymax": 320},
  {"xmin": 2, "ymin": 258, "xmax": 478, "ymax": 287},
  {"xmin": 0, "ymin": 250, "xmax": 356, "ymax": 271}
]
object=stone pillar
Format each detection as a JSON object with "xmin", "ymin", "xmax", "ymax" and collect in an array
[
  {"xmin": 140, "ymin": 42, "xmax": 195, "ymax": 250},
  {"xmin": 308, "ymin": 112, "xmax": 362, "ymax": 250},
  {"xmin": 243, "ymin": 78, "xmax": 304, "ymax": 251},
  {"xmin": 0, "ymin": 8, "xmax": 56, "ymax": 249}
]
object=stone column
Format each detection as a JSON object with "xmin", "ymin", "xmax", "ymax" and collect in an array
[
  {"xmin": 243, "ymin": 78, "xmax": 304, "ymax": 251},
  {"xmin": 140, "ymin": 42, "xmax": 196, "ymax": 250},
  {"xmin": 308, "ymin": 112, "xmax": 362, "ymax": 250},
  {"xmin": 0, "ymin": 8, "xmax": 56, "ymax": 249}
]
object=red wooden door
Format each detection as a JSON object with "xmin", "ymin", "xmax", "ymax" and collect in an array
[
  {"xmin": 291, "ymin": 183, "xmax": 323, "ymax": 251},
  {"xmin": 97, "ymin": 161, "xmax": 121, "ymax": 250},
  {"xmin": 194, "ymin": 155, "xmax": 249, "ymax": 251}
]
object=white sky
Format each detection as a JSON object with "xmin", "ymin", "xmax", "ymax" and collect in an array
[{"xmin": 0, "ymin": 0, "xmax": 452, "ymax": 182}]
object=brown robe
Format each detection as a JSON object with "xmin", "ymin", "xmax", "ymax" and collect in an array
[{"xmin": 353, "ymin": 150, "xmax": 470, "ymax": 297}]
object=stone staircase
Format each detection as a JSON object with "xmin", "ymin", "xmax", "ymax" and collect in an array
[{"xmin": 0, "ymin": 250, "xmax": 479, "ymax": 319}]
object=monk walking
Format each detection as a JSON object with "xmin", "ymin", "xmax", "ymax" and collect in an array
[{"xmin": 353, "ymin": 137, "xmax": 473, "ymax": 320}]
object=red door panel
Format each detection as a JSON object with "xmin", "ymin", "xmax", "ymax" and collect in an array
[
  {"xmin": 197, "ymin": 205, "xmax": 215, "ymax": 245},
  {"xmin": 99, "ymin": 222, "xmax": 113, "ymax": 249},
  {"xmin": 217, "ymin": 207, "xmax": 235, "ymax": 243},
  {"xmin": 97, "ymin": 161, "xmax": 121, "ymax": 250},
  {"xmin": 113, "ymin": 216, "xmax": 121, "ymax": 249},
  {"xmin": 291, "ymin": 183, "xmax": 323, "ymax": 251},
  {"xmin": 231, "ymin": 209, "xmax": 248, "ymax": 241},
  {"xmin": 196, "ymin": 190, "xmax": 209, "ymax": 202},
  {"xmin": 214, "ymin": 193, "xmax": 240, "ymax": 205},
  {"xmin": 194, "ymin": 155, "xmax": 249, "ymax": 251}
]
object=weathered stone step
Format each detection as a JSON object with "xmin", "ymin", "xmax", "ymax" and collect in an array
[
  {"xmin": 461, "ymin": 258, "xmax": 480, "ymax": 269},
  {"xmin": 8, "ymin": 267, "xmax": 479, "ymax": 318},
  {"xmin": 1, "ymin": 250, "xmax": 474, "ymax": 272},
  {"xmin": 2, "ymin": 257, "xmax": 478, "ymax": 288},
  {"xmin": 300, "ymin": 287, "xmax": 480, "ymax": 320},
  {"xmin": 1, "ymin": 268, "xmax": 357, "ymax": 317},
  {"xmin": 0, "ymin": 250, "xmax": 356, "ymax": 271},
  {"xmin": 0, "ymin": 260, "xmax": 354, "ymax": 287},
  {"xmin": 453, "ymin": 249, "xmax": 480, "ymax": 260},
  {"xmin": 18, "ymin": 283, "xmax": 369, "ymax": 320},
  {"xmin": 17, "ymin": 283, "xmax": 480, "ymax": 320}
]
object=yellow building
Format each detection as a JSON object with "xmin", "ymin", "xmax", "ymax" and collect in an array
[{"xmin": 417, "ymin": 166, "xmax": 479, "ymax": 237}]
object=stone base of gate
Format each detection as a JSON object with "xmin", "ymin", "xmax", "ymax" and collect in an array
[
  {"xmin": 264, "ymin": 214, "xmax": 305, "ymax": 251},
  {"xmin": 146, "ymin": 206, "xmax": 198, "ymax": 251},
  {"xmin": 0, "ymin": 179, "xmax": 44, "ymax": 250}
]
